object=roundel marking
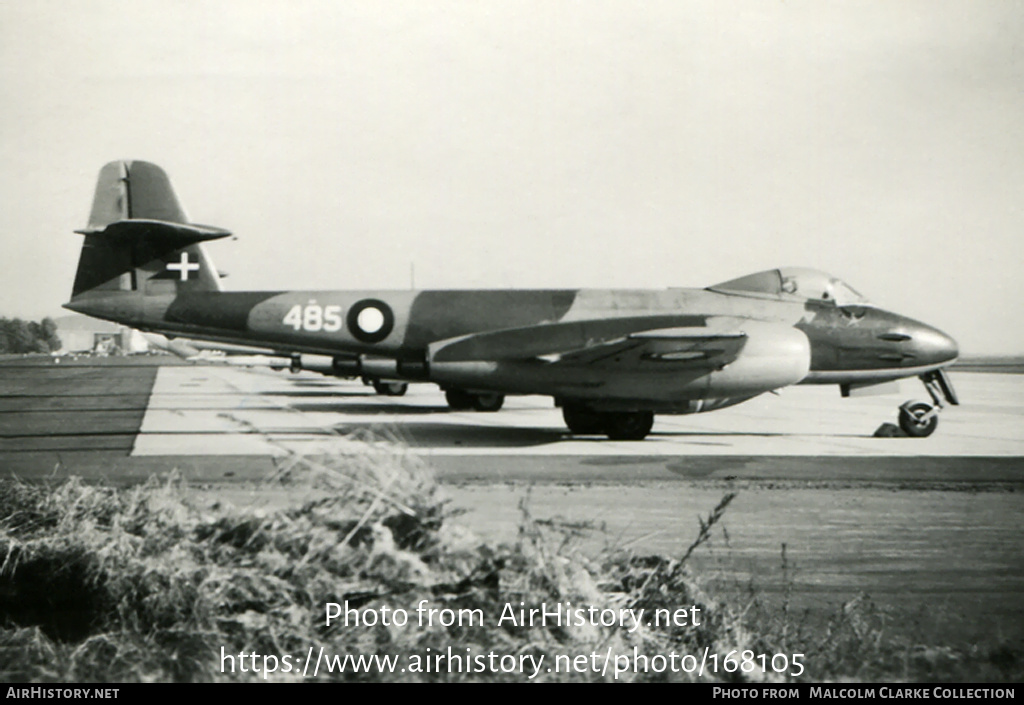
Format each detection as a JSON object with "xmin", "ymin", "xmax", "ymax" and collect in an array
[
  {"xmin": 357, "ymin": 306, "xmax": 385, "ymax": 334},
  {"xmin": 347, "ymin": 299, "xmax": 394, "ymax": 343}
]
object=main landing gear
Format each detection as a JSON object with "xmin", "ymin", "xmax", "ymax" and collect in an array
[
  {"xmin": 897, "ymin": 369, "xmax": 959, "ymax": 438},
  {"xmin": 372, "ymin": 380, "xmax": 408, "ymax": 397},
  {"xmin": 562, "ymin": 404, "xmax": 655, "ymax": 441},
  {"xmin": 444, "ymin": 388, "xmax": 505, "ymax": 412},
  {"xmin": 362, "ymin": 376, "xmax": 408, "ymax": 396}
]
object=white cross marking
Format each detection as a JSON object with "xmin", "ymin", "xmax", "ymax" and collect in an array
[{"xmin": 166, "ymin": 252, "xmax": 200, "ymax": 281}]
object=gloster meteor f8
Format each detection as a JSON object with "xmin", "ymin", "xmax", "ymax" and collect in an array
[{"xmin": 65, "ymin": 161, "xmax": 960, "ymax": 440}]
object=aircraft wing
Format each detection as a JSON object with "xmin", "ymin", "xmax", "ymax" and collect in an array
[
  {"xmin": 427, "ymin": 317, "xmax": 748, "ymax": 371},
  {"xmin": 143, "ymin": 333, "xmax": 294, "ymax": 368},
  {"xmin": 550, "ymin": 327, "xmax": 747, "ymax": 369}
]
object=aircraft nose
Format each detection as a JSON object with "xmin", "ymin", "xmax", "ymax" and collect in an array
[{"xmin": 910, "ymin": 324, "xmax": 959, "ymax": 367}]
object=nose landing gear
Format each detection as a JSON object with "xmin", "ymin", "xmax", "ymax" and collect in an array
[
  {"xmin": 897, "ymin": 369, "xmax": 959, "ymax": 438},
  {"xmin": 898, "ymin": 400, "xmax": 939, "ymax": 437}
]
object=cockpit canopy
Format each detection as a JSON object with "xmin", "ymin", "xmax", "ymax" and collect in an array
[{"xmin": 708, "ymin": 267, "xmax": 869, "ymax": 306}]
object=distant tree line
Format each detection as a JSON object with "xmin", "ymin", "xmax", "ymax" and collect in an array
[{"xmin": 0, "ymin": 317, "xmax": 62, "ymax": 354}]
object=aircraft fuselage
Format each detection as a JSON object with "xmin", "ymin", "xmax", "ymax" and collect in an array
[{"xmin": 66, "ymin": 284, "xmax": 958, "ymax": 410}]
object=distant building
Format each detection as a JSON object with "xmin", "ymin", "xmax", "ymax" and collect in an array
[{"xmin": 52, "ymin": 314, "xmax": 149, "ymax": 354}]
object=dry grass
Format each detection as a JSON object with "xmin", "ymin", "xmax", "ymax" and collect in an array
[{"xmin": 0, "ymin": 435, "xmax": 1020, "ymax": 682}]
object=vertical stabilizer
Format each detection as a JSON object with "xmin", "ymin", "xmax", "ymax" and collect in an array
[
  {"xmin": 70, "ymin": 161, "xmax": 227, "ymax": 301},
  {"xmin": 86, "ymin": 160, "xmax": 189, "ymax": 228},
  {"xmin": 122, "ymin": 160, "xmax": 189, "ymax": 223},
  {"xmin": 87, "ymin": 161, "xmax": 129, "ymax": 230}
]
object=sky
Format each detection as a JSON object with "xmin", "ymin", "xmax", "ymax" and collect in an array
[{"xmin": 1, "ymin": 0, "xmax": 1022, "ymax": 354}]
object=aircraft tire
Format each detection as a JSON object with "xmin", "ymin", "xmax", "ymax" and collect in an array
[
  {"xmin": 562, "ymin": 405, "xmax": 605, "ymax": 435},
  {"xmin": 470, "ymin": 393, "xmax": 505, "ymax": 412},
  {"xmin": 603, "ymin": 411, "xmax": 655, "ymax": 441},
  {"xmin": 373, "ymin": 381, "xmax": 408, "ymax": 396},
  {"xmin": 898, "ymin": 401, "xmax": 938, "ymax": 437},
  {"xmin": 445, "ymin": 389, "xmax": 475, "ymax": 410}
]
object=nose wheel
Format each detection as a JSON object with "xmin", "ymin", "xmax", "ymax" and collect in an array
[
  {"xmin": 896, "ymin": 370, "xmax": 959, "ymax": 438},
  {"xmin": 898, "ymin": 401, "xmax": 939, "ymax": 437}
]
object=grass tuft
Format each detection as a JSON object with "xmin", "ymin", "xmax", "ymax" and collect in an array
[{"xmin": 0, "ymin": 444, "xmax": 1020, "ymax": 682}]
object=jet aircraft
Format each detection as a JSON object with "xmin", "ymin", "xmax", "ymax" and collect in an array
[{"xmin": 64, "ymin": 161, "xmax": 959, "ymax": 440}]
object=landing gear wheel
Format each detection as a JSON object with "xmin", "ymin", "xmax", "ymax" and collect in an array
[
  {"xmin": 445, "ymin": 389, "xmax": 504, "ymax": 412},
  {"xmin": 562, "ymin": 405, "xmax": 605, "ymax": 435},
  {"xmin": 898, "ymin": 401, "xmax": 938, "ymax": 438},
  {"xmin": 373, "ymin": 381, "xmax": 408, "ymax": 396},
  {"xmin": 603, "ymin": 411, "xmax": 655, "ymax": 441},
  {"xmin": 445, "ymin": 389, "xmax": 474, "ymax": 410},
  {"xmin": 471, "ymin": 393, "xmax": 505, "ymax": 412}
]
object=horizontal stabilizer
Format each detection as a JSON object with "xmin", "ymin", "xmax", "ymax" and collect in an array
[{"xmin": 75, "ymin": 219, "xmax": 231, "ymax": 245}]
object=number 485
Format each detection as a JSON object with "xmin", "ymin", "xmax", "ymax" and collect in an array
[{"xmin": 283, "ymin": 303, "xmax": 343, "ymax": 332}]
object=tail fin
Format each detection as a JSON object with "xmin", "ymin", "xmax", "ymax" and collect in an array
[{"xmin": 69, "ymin": 160, "xmax": 229, "ymax": 300}]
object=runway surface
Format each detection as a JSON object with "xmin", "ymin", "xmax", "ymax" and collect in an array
[
  {"xmin": 135, "ymin": 362, "xmax": 1024, "ymax": 457},
  {"xmin": 4, "ymin": 357, "xmax": 1020, "ymax": 480},
  {"xmin": 2, "ymin": 356, "xmax": 1022, "ymax": 645}
]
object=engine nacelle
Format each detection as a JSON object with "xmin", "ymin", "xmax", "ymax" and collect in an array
[
  {"xmin": 429, "ymin": 320, "xmax": 810, "ymax": 412},
  {"xmin": 697, "ymin": 320, "xmax": 810, "ymax": 398}
]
